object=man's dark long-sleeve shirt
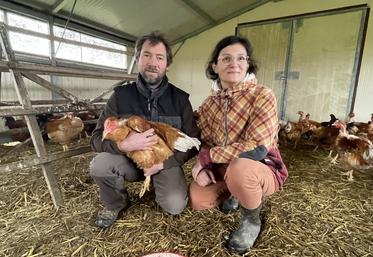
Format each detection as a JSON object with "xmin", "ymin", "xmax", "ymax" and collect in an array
[{"xmin": 90, "ymin": 75, "xmax": 200, "ymax": 169}]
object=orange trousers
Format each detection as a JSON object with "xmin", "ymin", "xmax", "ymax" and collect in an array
[{"xmin": 189, "ymin": 158, "xmax": 279, "ymax": 210}]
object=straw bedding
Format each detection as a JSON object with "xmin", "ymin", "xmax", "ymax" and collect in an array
[{"xmin": 0, "ymin": 141, "xmax": 372, "ymax": 257}]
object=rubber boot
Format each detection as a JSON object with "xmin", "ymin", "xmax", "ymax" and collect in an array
[
  {"xmin": 95, "ymin": 190, "xmax": 129, "ymax": 228},
  {"xmin": 219, "ymin": 195, "xmax": 239, "ymax": 214},
  {"xmin": 226, "ymin": 204, "xmax": 262, "ymax": 254}
]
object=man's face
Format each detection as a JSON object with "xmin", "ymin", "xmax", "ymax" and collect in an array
[{"xmin": 137, "ymin": 40, "xmax": 168, "ymax": 85}]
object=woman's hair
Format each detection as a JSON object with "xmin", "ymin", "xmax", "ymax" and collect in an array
[
  {"xmin": 205, "ymin": 35, "xmax": 258, "ymax": 80},
  {"xmin": 135, "ymin": 31, "xmax": 173, "ymax": 66}
]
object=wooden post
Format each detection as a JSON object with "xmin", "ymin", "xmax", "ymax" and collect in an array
[
  {"xmin": 0, "ymin": 24, "xmax": 64, "ymax": 208},
  {"xmin": 22, "ymin": 72, "xmax": 78, "ymax": 102}
]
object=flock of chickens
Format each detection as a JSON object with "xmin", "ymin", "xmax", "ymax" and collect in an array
[
  {"xmin": 3, "ymin": 113, "xmax": 201, "ymax": 197},
  {"xmin": 2, "ymin": 110, "xmax": 99, "ymax": 150},
  {"xmin": 279, "ymin": 111, "xmax": 373, "ymax": 180},
  {"xmin": 3, "ymin": 109, "xmax": 372, "ymax": 184}
]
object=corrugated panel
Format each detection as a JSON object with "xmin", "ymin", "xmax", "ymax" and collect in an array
[
  {"xmin": 53, "ymin": 76, "xmax": 118, "ymax": 100},
  {"xmin": 0, "ymin": 73, "xmax": 117, "ymax": 102},
  {"xmin": 1, "ymin": 73, "xmax": 51, "ymax": 101},
  {"xmin": 6, "ymin": 0, "xmax": 270, "ymax": 44},
  {"xmin": 66, "ymin": 0, "xmax": 209, "ymax": 42},
  {"xmin": 194, "ymin": 0, "xmax": 264, "ymax": 20}
]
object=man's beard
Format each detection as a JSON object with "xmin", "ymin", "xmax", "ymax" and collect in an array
[{"xmin": 141, "ymin": 67, "xmax": 165, "ymax": 85}]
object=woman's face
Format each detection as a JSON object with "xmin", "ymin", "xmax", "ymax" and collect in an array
[{"xmin": 212, "ymin": 43, "xmax": 249, "ymax": 89}]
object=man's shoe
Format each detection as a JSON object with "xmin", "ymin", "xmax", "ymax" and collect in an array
[
  {"xmin": 219, "ymin": 195, "xmax": 239, "ymax": 214},
  {"xmin": 95, "ymin": 208, "xmax": 121, "ymax": 228}
]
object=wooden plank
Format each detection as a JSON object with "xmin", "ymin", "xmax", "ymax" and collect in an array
[
  {"xmin": 0, "ymin": 99, "xmax": 108, "ymax": 106},
  {"xmin": 0, "ymin": 120, "xmax": 96, "ymax": 138},
  {"xmin": 0, "ymin": 145, "xmax": 92, "ymax": 173},
  {"xmin": 0, "ymin": 104, "xmax": 104, "ymax": 116},
  {"xmin": 22, "ymin": 72, "xmax": 78, "ymax": 102},
  {"xmin": 0, "ymin": 24, "xmax": 64, "ymax": 208},
  {"xmin": 0, "ymin": 60, "xmax": 137, "ymax": 80},
  {"xmin": 0, "ymin": 137, "xmax": 32, "ymax": 158},
  {"xmin": 0, "ymin": 127, "xmax": 29, "ymax": 136}
]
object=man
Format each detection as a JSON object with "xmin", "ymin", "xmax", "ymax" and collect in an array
[{"xmin": 90, "ymin": 31, "xmax": 199, "ymax": 228}]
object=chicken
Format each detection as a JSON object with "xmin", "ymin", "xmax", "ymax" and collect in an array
[
  {"xmin": 278, "ymin": 121, "xmax": 308, "ymax": 148},
  {"xmin": 3, "ymin": 116, "xmax": 29, "ymax": 142},
  {"xmin": 299, "ymin": 114, "xmax": 338, "ymax": 152},
  {"xmin": 318, "ymin": 114, "xmax": 338, "ymax": 127},
  {"xmin": 3, "ymin": 116, "xmax": 26, "ymax": 129},
  {"xmin": 346, "ymin": 112, "xmax": 356, "ymax": 123},
  {"xmin": 278, "ymin": 111, "xmax": 312, "ymax": 148},
  {"xmin": 297, "ymin": 111, "xmax": 305, "ymax": 123},
  {"xmin": 349, "ymin": 122, "xmax": 373, "ymax": 135},
  {"xmin": 46, "ymin": 113, "xmax": 84, "ymax": 151},
  {"xmin": 303, "ymin": 113, "xmax": 320, "ymax": 129},
  {"xmin": 77, "ymin": 110, "xmax": 100, "ymax": 137},
  {"xmin": 103, "ymin": 115, "xmax": 200, "ymax": 197},
  {"xmin": 3, "ymin": 114, "xmax": 56, "ymax": 142},
  {"xmin": 308, "ymin": 124, "xmax": 340, "ymax": 154},
  {"xmin": 332, "ymin": 120, "xmax": 373, "ymax": 180}
]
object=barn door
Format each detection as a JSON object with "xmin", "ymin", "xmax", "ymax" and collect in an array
[
  {"xmin": 237, "ymin": 6, "xmax": 368, "ymax": 122},
  {"xmin": 237, "ymin": 21, "xmax": 290, "ymax": 116}
]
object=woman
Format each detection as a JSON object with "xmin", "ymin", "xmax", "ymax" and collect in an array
[{"xmin": 189, "ymin": 35, "xmax": 288, "ymax": 254}]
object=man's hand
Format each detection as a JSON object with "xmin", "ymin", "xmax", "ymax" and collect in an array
[
  {"xmin": 117, "ymin": 128, "xmax": 157, "ymax": 152},
  {"xmin": 144, "ymin": 163, "xmax": 164, "ymax": 177},
  {"xmin": 195, "ymin": 169, "xmax": 216, "ymax": 187}
]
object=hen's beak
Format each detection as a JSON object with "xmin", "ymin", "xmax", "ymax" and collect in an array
[{"xmin": 102, "ymin": 130, "xmax": 109, "ymax": 141}]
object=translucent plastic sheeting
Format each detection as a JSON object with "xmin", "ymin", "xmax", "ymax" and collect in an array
[
  {"xmin": 237, "ymin": 9, "xmax": 364, "ymax": 123},
  {"xmin": 286, "ymin": 11, "xmax": 362, "ymax": 122},
  {"xmin": 238, "ymin": 22, "xmax": 289, "ymax": 117}
]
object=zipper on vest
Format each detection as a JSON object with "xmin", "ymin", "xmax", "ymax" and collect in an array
[
  {"xmin": 147, "ymin": 98, "xmax": 151, "ymax": 112},
  {"xmin": 223, "ymin": 95, "xmax": 228, "ymax": 146}
]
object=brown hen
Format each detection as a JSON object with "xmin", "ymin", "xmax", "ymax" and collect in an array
[
  {"xmin": 332, "ymin": 120, "xmax": 373, "ymax": 180},
  {"xmin": 103, "ymin": 115, "xmax": 200, "ymax": 197},
  {"xmin": 46, "ymin": 113, "xmax": 84, "ymax": 151}
]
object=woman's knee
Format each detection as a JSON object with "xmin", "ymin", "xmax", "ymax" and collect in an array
[
  {"xmin": 189, "ymin": 181, "xmax": 225, "ymax": 211},
  {"xmin": 189, "ymin": 182, "xmax": 206, "ymax": 211},
  {"xmin": 225, "ymin": 158, "xmax": 259, "ymax": 186}
]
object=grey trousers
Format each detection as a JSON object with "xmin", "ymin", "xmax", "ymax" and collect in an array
[{"xmin": 90, "ymin": 152, "xmax": 188, "ymax": 214}]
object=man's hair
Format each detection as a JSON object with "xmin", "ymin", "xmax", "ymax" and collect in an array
[
  {"xmin": 205, "ymin": 35, "xmax": 258, "ymax": 80},
  {"xmin": 135, "ymin": 31, "xmax": 173, "ymax": 66}
]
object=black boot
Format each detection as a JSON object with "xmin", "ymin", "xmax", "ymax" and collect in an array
[
  {"xmin": 226, "ymin": 204, "xmax": 262, "ymax": 254},
  {"xmin": 95, "ymin": 190, "xmax": 130, "ymax": 228},
  {"xmin": 219, "ymin": 195, "xmax": 239, "ymax": 214}
]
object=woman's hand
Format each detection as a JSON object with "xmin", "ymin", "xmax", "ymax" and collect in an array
[
  {"xmin": 195, "ymin": 169, "xmax": 216, "ymax": 187},
  {"xmin": 192, "ymin": 158, "xmax": 216, "ymax": 186},
  {"xmin": 198, "ymin": 148, "xmax": 212, "ymax": 168}
]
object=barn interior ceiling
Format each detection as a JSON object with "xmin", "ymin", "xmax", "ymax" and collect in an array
[{"xmin": 0, "ymin": 0, "xmax": 282, "ymax": 46}]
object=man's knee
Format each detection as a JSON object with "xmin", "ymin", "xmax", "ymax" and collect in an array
[
  {"xmin": 158, "ymin": 192, "xmax": 188, "ymax": 215},
  {"xmin": 90, "ymin": 153, "xmax": 109, "ymax": 178}
]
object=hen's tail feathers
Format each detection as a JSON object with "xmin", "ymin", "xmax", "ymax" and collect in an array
[
  {"xmin": 174, "ymin": 132, "xmax": 201, "ymax": 152},
  {"xmin": 139, "ymin": 176, "xmax": 151, "ymax": 198}
]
